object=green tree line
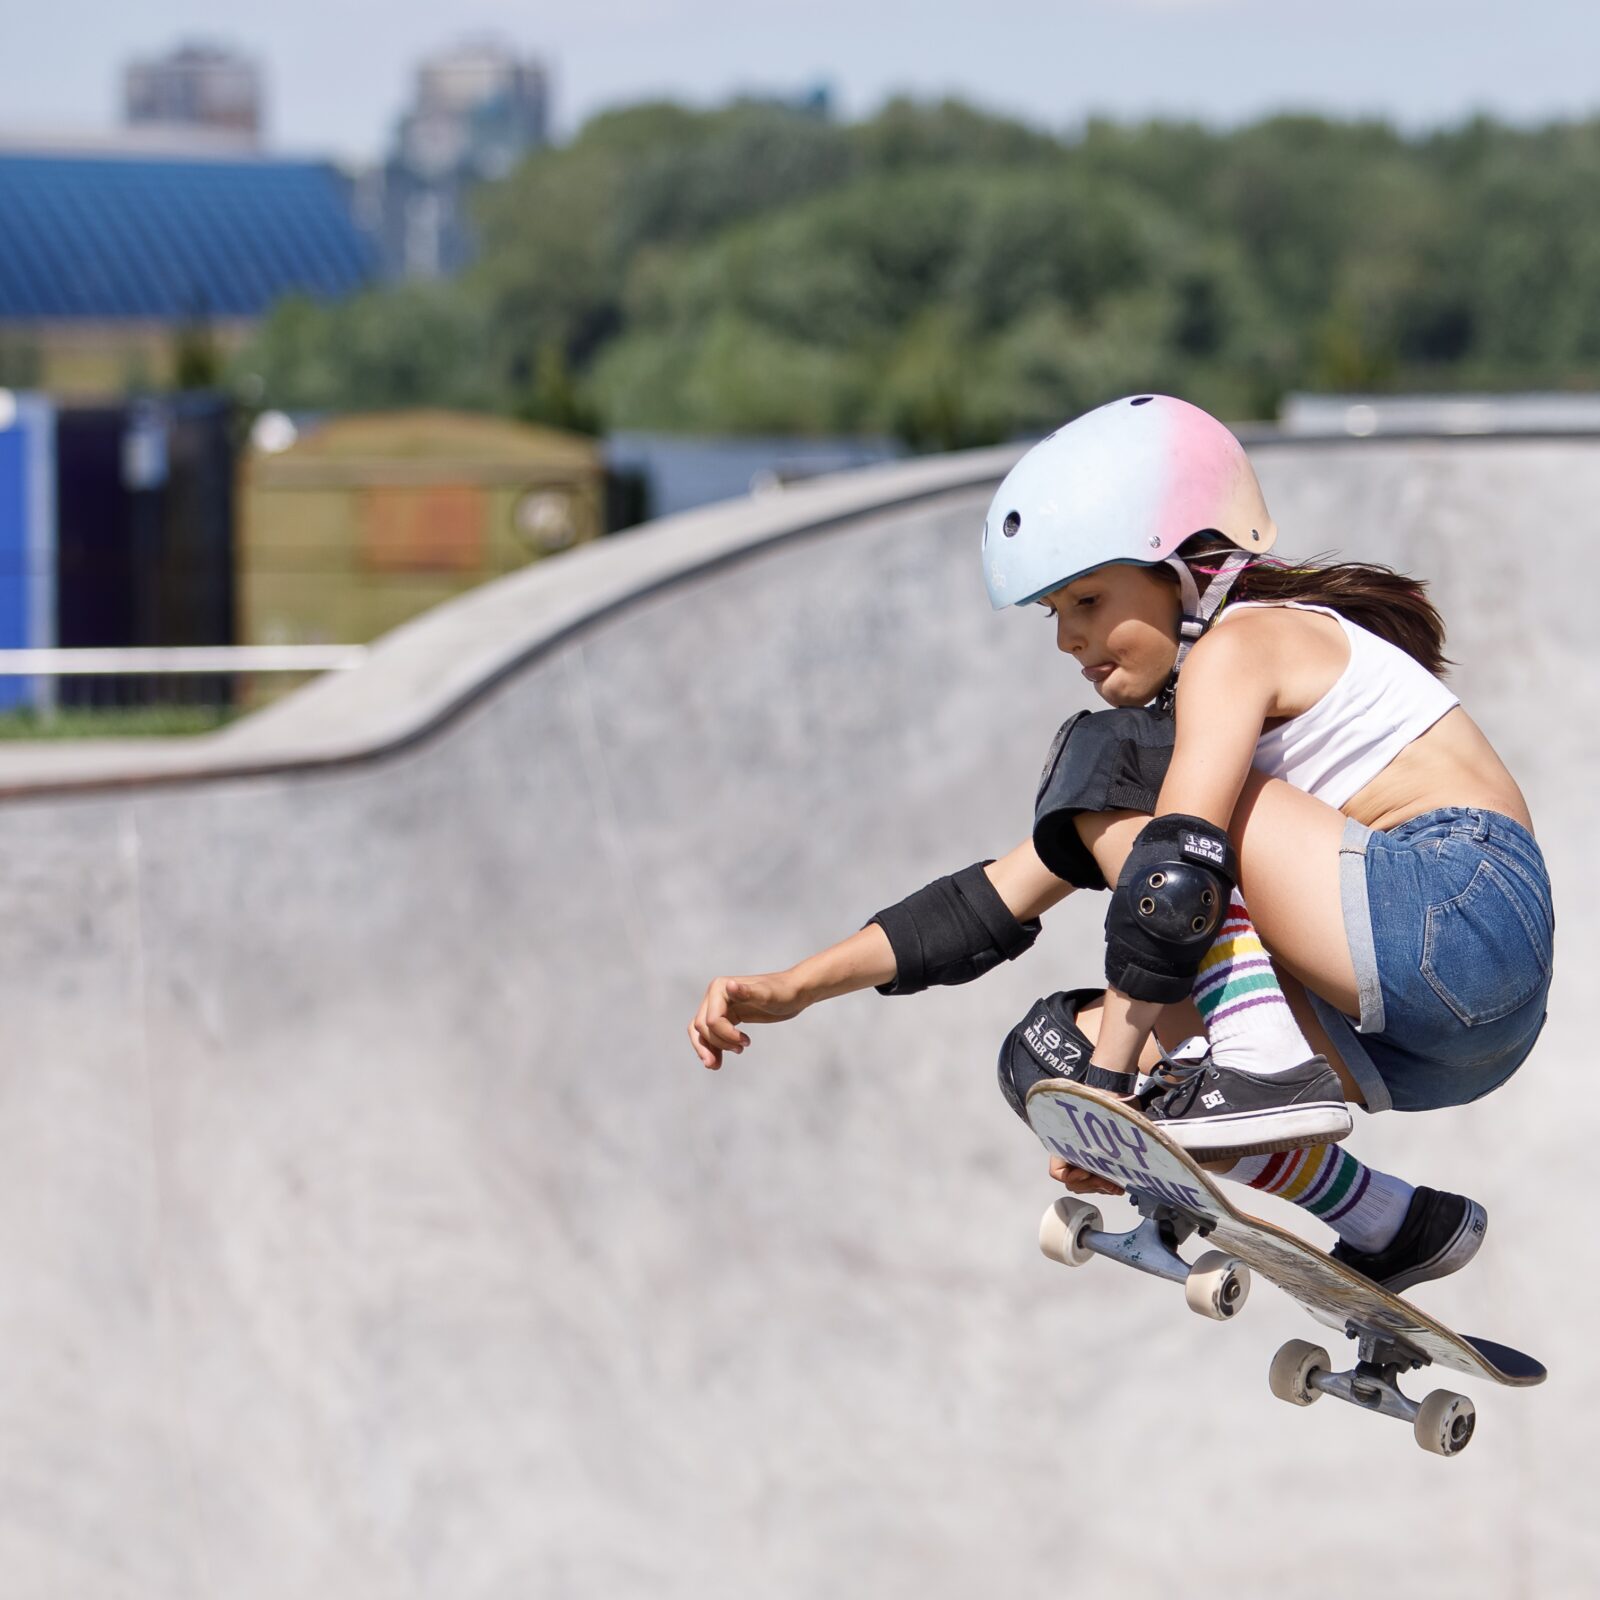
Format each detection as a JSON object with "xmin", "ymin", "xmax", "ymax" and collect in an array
[{"xmin": 238, "ymin": 100, "xmax": 1600, "ymax": 447}]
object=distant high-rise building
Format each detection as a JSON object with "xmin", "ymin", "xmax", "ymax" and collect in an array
[
  {"xmin": 373, "ymin": 41, "xmax": 551, "ymax": 280},
  {"xmin": 123, "ymin": 42, "xmax": 263, "ymax": 148}
]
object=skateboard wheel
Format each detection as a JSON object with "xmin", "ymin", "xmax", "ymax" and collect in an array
[
  {"xmin": 1183, "ymin": 1251, "xmax": 1251, "ymax": 1320},
  {"xmin": 1414, "ymin": 1389, "xmax": 1476, "ymax": 1457},
  {"xmin": 1268, "ymin": 1339, "xmax": 1328, "ymax": 1406},
  {"xmin": 1039, "ymin": 1197, "xmax": 1102, "ymax": 1267}
]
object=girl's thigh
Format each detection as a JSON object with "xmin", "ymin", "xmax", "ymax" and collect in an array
[
  {"xmin": 1077, "ymin": 774, "xmax": 1360, "ymax": 1018},
  {"xmin": 1269, "ymin": 968, "xmax": 1367, "ymax": 1106},
  {"xmin": 1227, "ymin": 770, "xmax": 1359, "ymax": 1018}
]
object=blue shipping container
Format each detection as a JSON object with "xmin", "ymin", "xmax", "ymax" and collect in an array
[{"xmin": 0, "ymin": 392, "xmax": 58, "ymax": 711}]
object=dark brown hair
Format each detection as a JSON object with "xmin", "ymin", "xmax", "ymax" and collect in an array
[{"xmin": 1178, "ymin": 535, "xmax": 1452, "ymax": 677}]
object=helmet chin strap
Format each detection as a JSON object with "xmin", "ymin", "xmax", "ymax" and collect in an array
[{"xmin": 1155, "ymin": 550, "xmax": 1256, "ymax": 710}]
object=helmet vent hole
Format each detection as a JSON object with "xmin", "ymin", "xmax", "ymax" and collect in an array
[
  {"xmin": 1002, "ymin": 511, "xmax": 1021, "ymax": 538},
  {"xmin": 1130, "ymin": 396, "xmax": 1154, "ymax": 406},
  {"xmin": 1251, "ymin": 529, "xmax": 1261, "ymax": 541}
]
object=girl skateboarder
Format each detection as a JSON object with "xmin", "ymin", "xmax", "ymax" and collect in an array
[{"xmin": 689, "ymin": 395, "xmax": 1553, "ymax": 1292}]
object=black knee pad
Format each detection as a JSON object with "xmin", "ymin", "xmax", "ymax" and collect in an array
[
  {"xmin": 996, "ymin": 988, "xmax": 1136, "ymax": 1125},
  {"xmin": 1033, "ymin": 706, "xmax": 1175, "ymax": 890},
  {"xmin": 1104, "ymin": 814, "xmax": 1237, "ymax": 1003}
]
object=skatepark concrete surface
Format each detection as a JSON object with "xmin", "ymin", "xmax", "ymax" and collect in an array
[{"xmin": 0, "ymin": 435, "xmax": 1593, "ymax": 1597}]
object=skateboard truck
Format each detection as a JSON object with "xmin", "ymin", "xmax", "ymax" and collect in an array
[
  {"xmin": 1039, "ymin": 1195, "xmax": 1251, "ymax": 1322},
  {"xmin": 1269, "ymin": 1323, "xmax": 1477, "ymax": 1456}
]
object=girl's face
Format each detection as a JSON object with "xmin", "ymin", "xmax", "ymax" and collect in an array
[{"xmin": 1038, "ymin": 563, "xmax": 1182, "ymax": 707}]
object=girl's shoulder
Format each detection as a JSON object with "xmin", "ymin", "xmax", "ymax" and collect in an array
[
  {"xmin": 1187, "ymin": 602, "xmax": 1350, "ymax": 715},
  {"xmin": 1215, "ymin": 599, "xmax": 1344, "ymax": 629},
  {"xmin": 1199, "ymin": 600, "xmax": 1341, "ymax": 655}
]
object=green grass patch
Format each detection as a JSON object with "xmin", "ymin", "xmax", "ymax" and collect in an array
[{"xmin": 0, "ymin": 706, "xmax": 236, "ymax": 740}]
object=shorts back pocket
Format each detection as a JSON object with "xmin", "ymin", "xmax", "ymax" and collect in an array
[{"xmin": 1421, "ymin": 858, "xmax": 1551, "ymax": 1028}]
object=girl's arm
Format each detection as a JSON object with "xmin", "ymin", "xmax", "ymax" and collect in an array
[
  {"xmin": 1156, "ymin": 618, "xmax": 1277, "ymax": 826},
  {"xmin": 1088, "ymin": 620, "xmax": 1275, "ymax": 1076},
  {"xmin": 983, "ymin": 834, "xmax": 1078, "ymax": 922},
  {"xmin": 689, "ymin": 839, "xmax": 1073, "ymax": 1069},
  {"xmin": 791, "ymin": 836, "xmax": 1071, "ymax": 1001}
]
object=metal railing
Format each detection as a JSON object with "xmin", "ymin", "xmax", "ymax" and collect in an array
[{"xmin": 0, "ymin": 645, "xmax": 368, "ymax": 730}]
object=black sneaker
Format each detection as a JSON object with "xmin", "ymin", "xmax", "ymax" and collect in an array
[
  {"xmin": 1139, "ymin": 1048, "xmax": 1353, "ymax": 1159},
  {"xmin": 1329, "ymin": 1187, "xmax": 1488, "ymax": 1295}
]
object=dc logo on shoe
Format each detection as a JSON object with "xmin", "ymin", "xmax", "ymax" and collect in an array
[{"xmin": 1201, "ymin": 1090, "xmax": 1227, "ymax": 1110}]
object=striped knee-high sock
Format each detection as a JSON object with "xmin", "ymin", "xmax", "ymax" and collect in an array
[
  {"xmin": 1193, "ymin": 890, "xmax": 1313, "ymax": 1079},
  {"xmin": 1222, "ymin": 1147, "xmax": 1414, "ymax": 1253}
]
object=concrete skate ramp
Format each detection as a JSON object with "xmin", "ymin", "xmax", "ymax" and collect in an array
[{"xmin": 0, "ymin": 438, "xmax": 1591, "ymax": 1597}]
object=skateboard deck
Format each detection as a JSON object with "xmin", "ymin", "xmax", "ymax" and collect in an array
[{"xmin": 1025, "ymin": 1078, "xmax": 1542, "ymax": 1449}]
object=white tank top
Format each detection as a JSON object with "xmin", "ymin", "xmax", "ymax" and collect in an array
[{"xmin": 1213, "ymin": 601, "xmax": 1459, "ymax": 808}]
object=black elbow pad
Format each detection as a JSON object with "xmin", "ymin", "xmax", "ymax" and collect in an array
[{"xmin": 870, "ymin": 862, "xmax": 1041, "ymax": 995}]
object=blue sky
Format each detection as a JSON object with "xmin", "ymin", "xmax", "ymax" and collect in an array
[{"xmin": 5, "ymin": 0, "xmax": 1597, "ymax": 162}]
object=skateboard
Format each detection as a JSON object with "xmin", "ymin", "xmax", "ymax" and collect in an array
[{"xmin": 1025, "ymin": 1078, "xmax": 1545, "ymax": 1456}]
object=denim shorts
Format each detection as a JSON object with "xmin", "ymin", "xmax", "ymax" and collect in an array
[{"xmin": 1304, "ymin": 808, "xmax": 1555, "ymax": 1113}]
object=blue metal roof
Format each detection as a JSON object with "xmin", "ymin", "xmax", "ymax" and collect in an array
[{"xmin": 0, "ymin": 153, "xmax": 375, "ymax": 320}]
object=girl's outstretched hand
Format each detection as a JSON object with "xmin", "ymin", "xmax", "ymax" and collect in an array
[{"xmin": 689, "ymin": 972, "xmax": 810, "ymax": 1070}]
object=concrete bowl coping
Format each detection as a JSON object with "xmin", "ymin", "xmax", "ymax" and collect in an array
[
  {"xmin": 0, "ymin": 444, "xmax": 1024, "ymax": 800},
  {"xmin": 2, "ymin": 421, "xmax": 1568, "ymax": 804}
]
